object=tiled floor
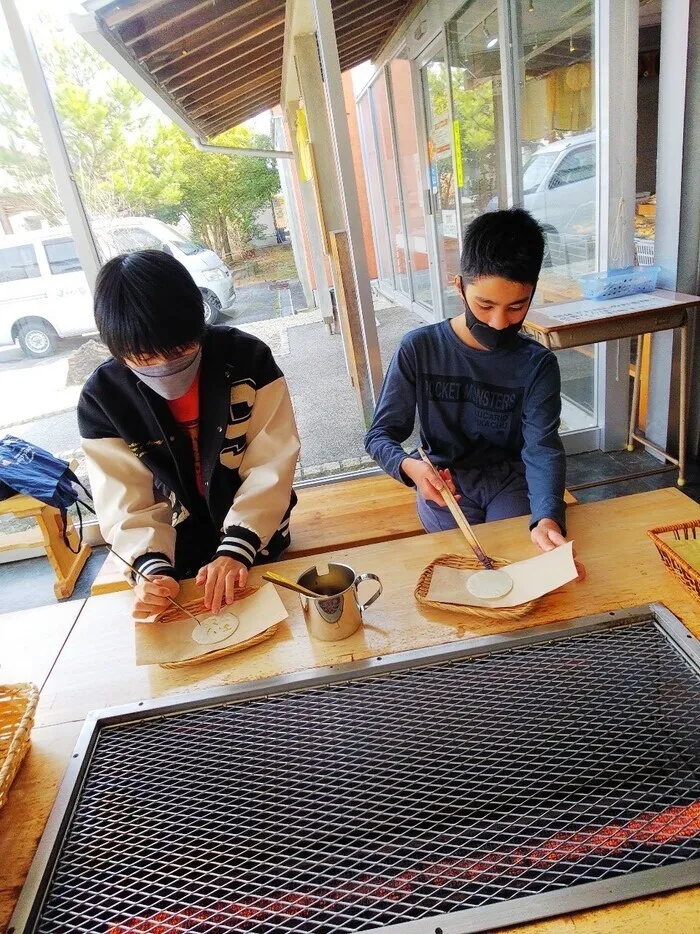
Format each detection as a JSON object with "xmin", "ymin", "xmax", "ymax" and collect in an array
[{"xmin": 1, "ymin": 450, "xmax": 698, "ymax": 614}]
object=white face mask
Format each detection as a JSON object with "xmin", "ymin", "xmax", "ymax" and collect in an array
[{"xmin": 128, "ymin": 347, "xmax": 202, "ymax": 400}]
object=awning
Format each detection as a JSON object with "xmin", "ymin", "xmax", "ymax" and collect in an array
[{"xmin": 77, "ymin": 0, "xmax": 414, "ymax": 140}]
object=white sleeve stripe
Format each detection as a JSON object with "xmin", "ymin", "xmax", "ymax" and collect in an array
[
  {"xmin": 217, "ymin": 544, "xmax": 255, "ymax": 564},
  {"xmin": 139, "ymin": 559, "xmax": 173, "ymax": 577},
  {"xmin": 220, "ymin": 537, "xmax": 257, "ymax": 560}
]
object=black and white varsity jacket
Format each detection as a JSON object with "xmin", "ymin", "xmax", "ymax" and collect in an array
[{"xmin": 77, "ymin": 325, "xmax": 300, "ymax": 582}]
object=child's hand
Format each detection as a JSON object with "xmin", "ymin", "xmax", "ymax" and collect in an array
[
  {"xmin": 531, "ymin": 519, "xmax": 586, "ymax": 580},
  {"xmin": 196, "ymin": 556, "xmax": 248, "ymax": 615},
  {"xmin": 133, "ymin": 574, "xmax": 180, "ymax": 621},
  {"xmin": 401, "ymin": 458, "xmax": 460, "ymax": 507}
]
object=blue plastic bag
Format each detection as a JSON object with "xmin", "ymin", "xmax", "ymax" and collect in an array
[{"xmin": 0, "ymin": 435, "xmax": 93, "ymax": 552}]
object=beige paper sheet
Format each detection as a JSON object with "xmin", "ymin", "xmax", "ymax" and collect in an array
[
  {"xmin": 135, "ymin": 583, "xmax": 288, "ymax": 666},
  {"xmin": 426, "ymin": 542, "xmax": 578, "ymax": 608}
]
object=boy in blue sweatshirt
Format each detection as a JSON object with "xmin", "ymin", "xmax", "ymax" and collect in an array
[{"xmin": 365, "ymin": 209, "xmax": 568, "ymax": 554}]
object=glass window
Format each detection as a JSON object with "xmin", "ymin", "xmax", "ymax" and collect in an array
[
  {"xmin": 517, "ymin": 2, "xmax": 596, "ymax": 290},
  {"xmin": 420, "ymin": 44, "xmax": 463, "ymax": 317},
  {"xmin": 357, "ymin": 92, "xmax": 394, "ymax": 293},
  {"xmin": 0, "ymin": 244, "xmax": 40, "ymax": 282},
  {"xmin": 44, "ymin": 237, "xmax": 82, "ymax": 275},
  {"xmin": 372, "ymin": 73, "xmax": 410, "ymax": 297},
  {"xmin": 389, "ymin": 53, "xmax": 433, "ymax": 309},
  {"xmin": 108, "ymin": 227, "xmax": 163, "ymax": 253},
  {"xmin": 549, "ymin": 144, "xmax": 596, "ymax": 188},
  {"xmin": 447, "ymin": 1, "xmax": 507, "ymax": 224},
  {"xmin": 517, "ymin": 1, "xmax": 597, "ymax": 432}
]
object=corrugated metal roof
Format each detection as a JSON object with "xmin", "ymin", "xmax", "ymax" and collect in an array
[{"xmin": 84, "ymin": 0, "xmax": 415, "ymax": 138}]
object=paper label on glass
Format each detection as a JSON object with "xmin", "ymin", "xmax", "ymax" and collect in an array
[
  {"xmin": 426, "ymin": 542, "xmax": 578, "ymax": 608},
  {"xmin": 442, "ymin": 209, "xmax": 459, "ymax": 239}
]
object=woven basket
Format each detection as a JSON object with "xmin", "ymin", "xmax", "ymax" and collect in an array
[
  {"xmin": 0, "ymin": 682, "xmax": 39, "ymax": 810},
  {"xmin": 415, "ymin": 554, "xmax": 537, "ymax": 620},
  {"xmin": 155, "ymin": 587, "xmax": 280, "ymax": 669},
  {"xmin": 648, "ymin": 520, "xmax": 700, "ymax": 603}
]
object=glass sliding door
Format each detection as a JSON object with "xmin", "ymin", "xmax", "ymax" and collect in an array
[
  {"xmin": 389, "ymin": 52, "xmax": 434, "ymax": 312},
  {"xmin": 371, "ymin": 72, "xmax": 411, "ymax": 298},
  {"xmin": 419, "ymin": 38, "xmax": 463, "ymax": 318},
  {"xmin": 516, "ymin": 0, "xmax": 597, "ymax": 431},
  {"xmin": 446, "ymin": 1, "xmax": 507, "ymax": 225},
  {"xmin": 357, "ymin": 91, "xmax": 395, "ymax": 294}
]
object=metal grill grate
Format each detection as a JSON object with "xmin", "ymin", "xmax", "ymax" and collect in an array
[{"xmin": 13, "ymin": 609, "xmax": 700, "ymax": 933}]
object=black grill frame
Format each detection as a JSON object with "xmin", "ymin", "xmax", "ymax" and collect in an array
[{"xmin": 10, "ymin": 603, "xmax": 700, "ymax": 934}]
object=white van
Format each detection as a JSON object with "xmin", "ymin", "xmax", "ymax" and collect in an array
[
  {"xmin": 0, "ymin": 227, "xmax": 95, "ymax": 358},
  {"xmin": 97, "ymin": 217, "xmax": 236, "ymax": 322},
  {"xmin": 487, "ymin": 132, "xmax": 596, "ymax": 266},
  {"xmin": 0, "ymin": 218, "xmax": 235, "ymax": 358}
]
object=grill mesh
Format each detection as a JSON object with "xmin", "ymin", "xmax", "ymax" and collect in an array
[{"xmin": 30, "ymin": 621, "xmax": 700, "ymax": 932}]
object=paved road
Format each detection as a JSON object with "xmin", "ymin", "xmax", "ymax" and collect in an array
[{"xmin": 225, "ymin": 278, "xmax": 306, "ymax": 325}]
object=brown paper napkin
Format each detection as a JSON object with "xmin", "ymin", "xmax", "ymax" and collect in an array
[
  {"xmin": 426, "ymin": 542, "xmax": 578, "ymax": 608},
  {"xmin": 135, "ymin": 583, "xmax": 288, "ymax": 666}
]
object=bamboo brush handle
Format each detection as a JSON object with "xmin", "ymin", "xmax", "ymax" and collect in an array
[{"xmin": 417, "ymin": 449, "xmax": 494, "ymax": 570}]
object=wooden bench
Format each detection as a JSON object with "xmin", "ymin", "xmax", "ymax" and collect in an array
[
  {"xmin": 90, "ymin": 474, "xmax": 578, "ymax": 595},
  {"xmin": 0, "ymin": 492, "xmax": 91, "ymax": 600}
]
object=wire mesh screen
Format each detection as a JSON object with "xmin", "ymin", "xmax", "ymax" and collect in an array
[{"xmin": 27, "ymin": 620, "xmax": 700, "ymax": 933}]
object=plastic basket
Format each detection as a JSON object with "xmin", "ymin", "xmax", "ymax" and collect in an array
[{"xmin": 578, "ymin": 265, "xmax": 660, "ymax": 301}]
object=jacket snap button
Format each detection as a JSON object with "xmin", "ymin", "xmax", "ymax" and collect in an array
[
  {"xmin": 217, "ymin": 426, "xmax": 223, "ymax": 433},
  {"xmin": 169, "ymin": 436, "xmax": 175, "ymax": 442}
]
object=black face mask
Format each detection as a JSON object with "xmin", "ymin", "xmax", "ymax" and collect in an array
[{"xmin": 459, "ymin": 282, "xmax": 535, "ymax": 352}]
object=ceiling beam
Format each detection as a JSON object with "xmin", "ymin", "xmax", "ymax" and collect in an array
[
  {"xmin": 192, "ymin": 71, "xmax": 283, "ymax": 123},
  {"xmin": 181, "ymin": 50, "xmax": 282, "ymax": 108},
  {"xmin": 137, "ymin": 0, "xmax": 280, "ymax": 63},
  {"xmin": 168, "ymin": 27, "xmax": 284, "ymax": 97},
  {"xmin": 120, "ymin": 0, "xmax": 213, "ymax": 46},
  {"xmin": 161, "ymin": 21, "xmax": 286, "ymax": 90},
  {"xmin": 183, "ymin": 50, "xmax": 284, "ymax": 110},
  {"xmin": 152, "ymin": 7, "xmax": 285, "ymax": 79},
  {"xmin": 190, "ymin": 69, "xmax": 283, "ymax": 119},
  {"xmin": 203, "ymin": 84, "xmax": 282, "ymax": 134},
  {"xmin": 102, "ymin": 0, "xmax": 171, "ymax": 29}
]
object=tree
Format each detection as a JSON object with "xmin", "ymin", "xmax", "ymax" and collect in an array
[{"xmin": 0, "ymin": 14, "xmax": 281, "ymax": 255}]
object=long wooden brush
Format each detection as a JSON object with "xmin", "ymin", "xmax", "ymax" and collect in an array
[{"xmin": 418, "ymin": 448, "xmax": 495, "ymax": 570}]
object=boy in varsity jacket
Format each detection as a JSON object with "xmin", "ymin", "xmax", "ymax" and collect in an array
[
  {"xmin": 78, "ymin": 250, "xmax": 300, "ymax": 620},
  {"xmin": 366, "ymin": 209, "xmax": 581, "ymax": 565}
]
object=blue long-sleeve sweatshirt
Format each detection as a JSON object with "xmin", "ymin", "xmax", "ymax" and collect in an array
[{"xmin": 365, "ymin": 320, "xmax": 566, "ymax": 532}]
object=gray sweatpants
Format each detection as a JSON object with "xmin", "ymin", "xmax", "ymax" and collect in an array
[{"xmin": 417, "ymin": 461, "xmax": 530, "ymax": 533}]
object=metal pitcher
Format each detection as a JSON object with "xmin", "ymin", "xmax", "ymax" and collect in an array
[{"xmin": 297, "ymin": 563, "xmax": 383, "ymax": 642}]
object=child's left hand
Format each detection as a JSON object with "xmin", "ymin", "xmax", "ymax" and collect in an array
[
  {"xmin": 531, "ymin": 518, "xmax": 586, "ymax": 580},
  {"xmin": 196, "ymin": 556, "xmax": 248, "ymax": 614}
]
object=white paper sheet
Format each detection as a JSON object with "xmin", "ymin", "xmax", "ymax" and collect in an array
[
  {"xmin": 543, "ymin": 293, "xmax": 680, "ymax": 325},
  {"xmin": 426, "ymin": 542, "xmax": 578, "ymax": 608},
  {"xmin": 135, "ymin": 583, "xmax": 288, "ymax": 666}
]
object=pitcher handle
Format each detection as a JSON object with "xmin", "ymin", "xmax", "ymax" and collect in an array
[{"xmin": 355, "ymin": 572, "xmax": 383, "ymax": 611}]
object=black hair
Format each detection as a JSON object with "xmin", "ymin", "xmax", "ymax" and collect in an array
[
  {"xmin": 93, "ymin": 250, "xmax": 206, "ymax": 360},
  {"xmin": 460, "ymin": 209, "xmax": 545, "ymax": 286}
]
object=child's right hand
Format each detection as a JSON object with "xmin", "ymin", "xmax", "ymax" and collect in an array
[
  {"xmin": 401, "ymin": 458, "xmax": 459, "ymax": 507},
  {"xmin": 133, "ymin": 575, "xmax": 180, "ymax": 621}
]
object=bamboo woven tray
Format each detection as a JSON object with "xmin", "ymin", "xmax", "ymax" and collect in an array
[
  {"xmin": 155, "ymin": 588, "xmax": 280, "ymax": 669},
  {"xmin": 648, "ymin": 519, "xmax": 700, "ymax": 604},
  {"xmin": 0, "ymin": 682, "xmax": 39, "ymax": 810},
  {"xmin": 415, "ymin": 554, "xmax": 537, "ymax": 620}
]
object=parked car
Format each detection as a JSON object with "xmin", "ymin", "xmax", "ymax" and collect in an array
[
  {"xmin": 0, "ymin": 228, "xmax": 95, "ymax": 358},
  {"xmin": 0, "ymin": 218, "xmax": 235, "ymax": 358},
  {"xmin": 487, "ymin": 132, "xmax": 596, "ymax": 266},
  {"xmin": 98, "ymin": 217, "xmax": 236, "ymax": 323}
]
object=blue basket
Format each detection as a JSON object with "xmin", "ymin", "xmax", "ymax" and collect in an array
[{"xmin": 578, "ymin": 265, "xmax": 660, "ymax": 301}]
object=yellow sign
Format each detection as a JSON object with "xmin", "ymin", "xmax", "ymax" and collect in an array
[
  {"xmin": 296, "ymin": 108, "xmax": 312, "ymax": 182},
  {"xmin": 453, "ymin": 120, "xmax": 464, "ymax": 189}
]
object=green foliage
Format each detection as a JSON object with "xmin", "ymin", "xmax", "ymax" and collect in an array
[{"xmin": 0, "ymin": 17, "xmax": 280, "ymax": 253}]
